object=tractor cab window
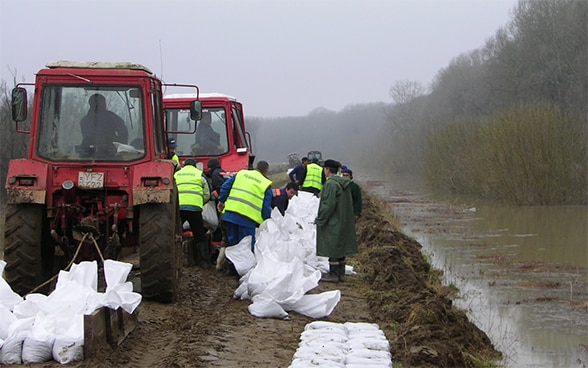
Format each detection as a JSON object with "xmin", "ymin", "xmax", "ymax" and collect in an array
[
  {"xmin": 37, "ymin": 86, "xmax": 146, "ymax": 162},
  {"xmin": 166, "ymin": 106, "xmax": 228, "ymax": 157}
]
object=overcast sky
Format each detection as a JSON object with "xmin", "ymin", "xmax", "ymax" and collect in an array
[{"xmin": 0, "ymin": 0, "xmax": 517, "ymax": 118}]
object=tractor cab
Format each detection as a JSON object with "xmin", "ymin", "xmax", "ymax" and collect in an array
[{"xmin": 163, "ymin": 93, "xmax": 254, "ymax": 174}]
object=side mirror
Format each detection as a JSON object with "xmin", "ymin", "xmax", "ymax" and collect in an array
[
  {"xmin": 11, "ymin": 87, "xmax": 28, "ymax": 122},
  {"xmin": 190, "ymin": 100, "xmax": 202, "ymax": 121}
]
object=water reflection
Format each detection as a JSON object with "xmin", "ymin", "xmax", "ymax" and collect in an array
[{"xmin": 360, "ymin": 174, "xmax": 588, "ymax": 368}]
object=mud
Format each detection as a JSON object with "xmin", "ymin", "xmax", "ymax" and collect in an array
[{"xmin": 6, "ymin": 192, "xmax": 500, "ymax": 368}]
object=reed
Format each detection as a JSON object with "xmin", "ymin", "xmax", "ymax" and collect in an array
[{"xmin": 425, "ymin": 104, "xmax": 587, "ymax": 205}]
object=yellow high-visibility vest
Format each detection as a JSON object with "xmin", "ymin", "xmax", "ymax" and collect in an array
[
  {"xmin": 174, "ymin": 165, "xmax": 204, "ymax": 208},
  {"xmin": 224, "ymin": 170, "xmax": 272, "ymax": 224},
  {"xmin": 302, "ymin": 163, "xmax": 323, "ymax": 191}
]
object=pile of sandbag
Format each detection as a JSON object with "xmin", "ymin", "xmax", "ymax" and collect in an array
[
  {"xmin": 290, "ymin": 321, "xmax": 392, "ymax": 368},
  {"xmin": 0, "ymin": 259, "xmax": 141, "ymax": 365},
  {"xmin": 227, "ymin": 191, "xmax": 354, "ymax": 319}
]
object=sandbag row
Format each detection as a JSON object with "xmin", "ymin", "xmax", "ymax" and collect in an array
[{"xmin": 290, "ymin": 321, "xmax": 392, "ymax": 368}]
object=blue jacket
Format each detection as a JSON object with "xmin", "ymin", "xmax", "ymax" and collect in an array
[{"xmin": 288, "ymin": 164, "xmax": 306, "ymax": 184}]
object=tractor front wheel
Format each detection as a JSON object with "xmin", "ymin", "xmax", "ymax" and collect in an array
[
  {"xmin": 138, "ymin": 192, "xmax": 181, "ymax": 303},
  {"xmin": 3, "ymin": 204, "xmax": 49, "ymax": 296}
]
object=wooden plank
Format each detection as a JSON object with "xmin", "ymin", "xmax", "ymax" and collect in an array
[{"xmin": 84, "ymin": 307, "xmax": 137, "ymax": 359}]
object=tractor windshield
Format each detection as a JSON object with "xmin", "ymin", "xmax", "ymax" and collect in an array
[
  {"xmin": 37, "ymin": 86, "xmax": 146, "ymax": 162},
  {"xmin": 165, "ymin": 106, "xmax": 229, "ymax": 157}
]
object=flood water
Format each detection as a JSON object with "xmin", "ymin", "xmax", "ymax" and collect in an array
[{"xmin": 359, "ymin": 173, "xmax": 588, "ymax": 368}]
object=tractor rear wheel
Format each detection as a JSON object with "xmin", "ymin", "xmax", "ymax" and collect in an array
[
  {"xmin": 139, "ymin": 190, "xmax": 181, "ymax": 303},
  {"xmin": 3, "ymin": 204, "xmax": 48, "ymax": 296}
]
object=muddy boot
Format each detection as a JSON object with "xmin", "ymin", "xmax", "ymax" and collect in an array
[
  {"xmin": 197, "ymin": 240, "xmax": 212, "ymax": 268},
  {"xmin": 338, "ymin": 261, "xmax": 346, "ymax": 283},
  {"xmin": 184, "ymin": 237, "xmax": 196, "ymax": 267},
  {"xmin": 321, "ymin": 261, "xmax": 340, "ymax": 283},
  {"xmin": 216, "ymin": 247, "xmax": 227, "ymax": 271}
]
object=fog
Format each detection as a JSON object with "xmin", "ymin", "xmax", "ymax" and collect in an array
[{"xmin": 0, "ymin": 0, "xmax": 516, "ymax": 118}]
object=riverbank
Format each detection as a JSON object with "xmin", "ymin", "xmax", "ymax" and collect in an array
[{"xmin": 0, "ymin": 186, "xmax": 501, "ymax": 367}]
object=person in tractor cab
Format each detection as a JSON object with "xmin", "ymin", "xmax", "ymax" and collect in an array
[
  {"xmin": 301, "ymin": 157, "xmax": 325, "ymax": 196},
  {"xmin": 288, "ymin": 157, "xmax": 309, "ymax": 186},
  {"xmin": 193, "ymin": 111, "xmax": 223, "ymax": 155},
  {"xmin": 80, "ymin": 94, "xmax": 128, "ymax": 149},
  {"xmin": 167, "ymin": 137, "xmax": 180, "ymax": 171},
  {"xmin": 217, "ymin": 161, "xmax": 273, "ymax": 253},
  {"xmin": 271, "ymin": 182, "xmax": 299, "ymax": 216},
  {"xmin": 174, "ymin": 158, "xmax": 211, "ymax": 268}
]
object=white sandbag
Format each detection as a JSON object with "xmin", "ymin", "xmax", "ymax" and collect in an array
[
  {"xmin": 225, "ymin": 236, "xmax": 256, "ymax": 276},
  {"xmin": 247, "ymin": 295, "xmax": 288, "ymax": 319},
  {"xmin": 22, "ymin": 313, "xmax": 56, "ymax": 363},
  {"xmin": 346, "ymin": 348, "xmax": 392, "ymax": 360},
  {"xmin": 56, "ymin": 261, "xmax": 98, "ymax": 292},
  {"xmin": 0, "ymin": 305, "xmax": 17, "ymax": 340},
  {"xmin": 103, "ymin": 259, "xmax": 132, "ymax": 290},
  {"xmin": 12, "ymin": 293, "xmax": 48, "ymax": 319},
  {"xmin": 0, "ymin": 332, "xmax": 26, "ymax": 364},
  {"xmin": 345, "ymin": 355, "xmax": 393, "ymax": 367},
  {"xmin": 347, "ymin": 338, "xmax": 390, "ymax": 352},
  {"xmin": 300, "ymin": 329, "xmax": 347, "ymax": 344},
  {"xmin": 293, "ymin": 344, "xmax": 346, "ymax": 364},
  {"xmin": 0, "ymin": 261, "xmax": 24, "ymax": 311},
  {"xmin": 289, "ymin": 357, "xmax": 345, "ymax": 368},
  {"xmin": 202, "ymin": 201, "xmax": 219, "ymax": 232},
  {"xmin": 298, "ymin": 338, "xmax": 348, "ymax": 351},
  {"xmin": 0, "ymin": 317, "xmax": 34, "ymax": 364},
  {"xmin": 52, "ymin": 314, "xmax": 84, "ymax": 364},
  {"xmin": 290, "ymin": 290, "xmax": 341, "ymax": 318},
  {"xmin": 304, "ymin": 320, "xmax": 347, "ymax": 332},
  {"xmin": 344, "ymin": 322, "xmax": 382, "ymax": 332}
]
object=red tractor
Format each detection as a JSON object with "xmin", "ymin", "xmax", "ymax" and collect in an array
[
  {"xmin": 3, "ymin": 61, "xmax": 201, "ymax": 302},
  {"xmin": 163, "ymin": 92, "xmax": 254, "ymax": 173}
]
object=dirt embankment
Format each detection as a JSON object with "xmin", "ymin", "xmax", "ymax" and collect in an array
[{"xmin": 10, "ymin": 191, "xmax": 500, "ymax": 368}]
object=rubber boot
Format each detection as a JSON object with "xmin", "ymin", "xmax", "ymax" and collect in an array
[
  {"xmin": 338, "ymin": 261, "xmax": 346, "ymax": 283},
  {"xmin": 197, "ymin": 240, "xmax": 212, "ymax": 268},
  {"xmin": 216, "ymin": 247, "xmax": 227, "ymax": 271},
  {"xmin": 321, "ymin": 261, "xmax": 339, "ymax": 283}
]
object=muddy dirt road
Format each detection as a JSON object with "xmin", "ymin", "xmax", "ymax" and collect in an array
[{"xmin": 4, "ymin": 191, "xmax": 500, "ymax": 368}]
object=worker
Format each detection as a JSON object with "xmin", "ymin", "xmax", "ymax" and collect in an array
[
  {"xmin": 167, "ymin": 137, "xmax": 180, "ymax": 171},
  {"xmin": 217, "ymin": 161, "xmax": 273, "ymax": 253},
  {"xmin": 79, "ymin": 93, "xmax": 128, "ymax": 155},
  {"xmin": 174, "ymin": 158, "xmax": 211, "ymax": 267},
  {"xmin": 315, "ymin": 159, "xmax": 358, "ymax": 283},
  {"xmin": 341, "ymin": 167, "xmax": 362, "ymax": 221},
  {"xmin": 301, "ymin": 158, "xmax": 325, "ymax": 196},
  {"xmin": 288, "ymin": 157, "xmax": 309, "ymax": 185},
  {"xmin": 193, "ymin": 111, "xmax": 223, "ymax": 154},
  {"xmin": 271, "ymin": 182, "xmax": 299, "ymax": 216},
  {"xmin": 206, "ymin": 158, "xmax": 230, "ymax": 272}
]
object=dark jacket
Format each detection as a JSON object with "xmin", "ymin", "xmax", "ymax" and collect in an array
[
  {"xmin": 315, "ymin": 176, "xmax": 358, "ymax": 258},
  {"xmin": 271, "ymin": 188, "xmax": 289, "ymax": 216},
  {"xmin": 288, "ymin": 164, "xmax": 306, "ymax": 184},
  {"xmin": 349, "ymin": 180, "xmax": 362, "ymax": 217}
]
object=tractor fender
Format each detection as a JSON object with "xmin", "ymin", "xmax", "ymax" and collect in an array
[
  {"xmin": 5, "ymin": 159, "xmax": 48, "ymax": 205},
  {"xmin": 132, "ymin": 160, "xmax": 176, "ymax": 206}
]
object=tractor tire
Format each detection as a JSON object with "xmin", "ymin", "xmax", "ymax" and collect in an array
[
  {"xmin": 3, "ymin": 204, "xmax": 47, "ymax": 296},
  {"xmin": 139, "ymin": 190, "xmax": 181, "ymax": 303}
]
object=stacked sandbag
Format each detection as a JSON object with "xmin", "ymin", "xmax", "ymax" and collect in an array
[
  {"xmin": 290, "ymin": 321, "xmax": 392, "ymax": 367},
  {"xmin": 0, "ymin": 259, "xmax": 141, "ymax": 365}
]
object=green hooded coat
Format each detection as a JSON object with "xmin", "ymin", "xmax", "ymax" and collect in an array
[{"xmin": 315, "ymin": 175, "xmax": 358, "ymax": 258}]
